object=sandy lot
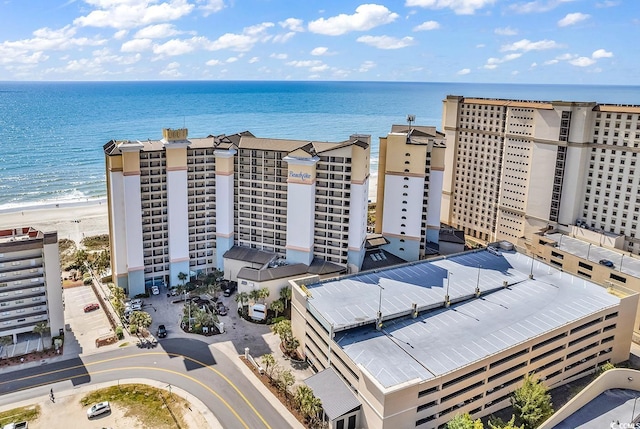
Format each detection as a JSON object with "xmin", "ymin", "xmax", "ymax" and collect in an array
[{"xmin": 7, "ymin": 381, "xmax": 212, "ymax": 429}]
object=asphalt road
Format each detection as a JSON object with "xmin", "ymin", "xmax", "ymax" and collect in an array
[{"xmin": 0, "ymin": 338, "xmax": 292, "ymax": 429}]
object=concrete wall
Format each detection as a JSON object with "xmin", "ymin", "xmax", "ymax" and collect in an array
[{"xmin": 539, "ymin": 369, "xmax": 640, "ymax": 429}]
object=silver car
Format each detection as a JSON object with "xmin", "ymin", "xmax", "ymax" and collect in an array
[{"xmin": 87, "ymin": 401, "xmax": 111, "ymax": 418}]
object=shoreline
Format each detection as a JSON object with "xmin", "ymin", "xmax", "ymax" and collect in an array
[
  {"xmin": 0, "ymin": 175, "xmax": 379, "ymax": 245},
  {"xmin": 0, "ymin": 199, "xmax": 109, "ymax": 245}
]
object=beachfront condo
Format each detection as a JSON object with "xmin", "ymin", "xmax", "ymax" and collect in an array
[
  {"xmin": 0, "ymin": 228, "xmax": 65, "ymax": 344},
  {"xmin": 104, "ymin": 129, "xmax": 371, "ymax": 296},
  {"xmin": 441, "ymin": 96, "xmax": 640, "ymax": 254},
  {"xmin": 374, "ymin": 124, "xmax": 446, "ymax": 261}
]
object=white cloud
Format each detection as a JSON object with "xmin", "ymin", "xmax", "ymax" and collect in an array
[
  {"xmin": 272, "ymin": 32, "xmax": 296, "ymax": 43},
  {"xmin": 405, "ymin": 0, "xmax": 496, "ymax": 15},
  {"xmin": 494, "ymin": 26, "xmax": 517, "ymax": 36},
  {"xmin": 286, "ymin": 60, "xmax": 324, "ymax": 67},
  {"xmin": 413, "ymin": 20, "xmax": 440, "ymax": 31},
  {"xmin": 508, "ymin": 0, "xmax": 575, "ymax": 14},
  {"xmin": 483, "ymin": 64, "xmax": 497, "ymax": 69},
  {"xmin": 596, "ymin": 0, "xmax": 619, "ymax": 7},
  {"xmin": 530, "ymin": 62, "xmax": 537, "ymax": 67},
  {"xmin": 555, "ymin": 53, "xmax": 574, "ymax": 60},
  {"xmin": 153, "ymin": 37, "xmax": 205, "ymax": 56},
  {"xmin": 311, "ymin": 47, "xmax": 329, "ymax": 56},
  {"xmin": 359, "ymin": 60, "xmax": 376, "ymax": 72},
  {"xmin": 310, "ymin": 64, "xmax": 329, "ymax": 72},
  {"xmin": 476, "ymin": 44, "xmax": 485, "ymax": 48},
  {"xmin": 2, "ymin": 25, "xmax": 107, "ymax": 53},
  {"xmin": 558, "ymin": 12, "xmax": 590, "ymax": 27},
  {"xmin": 592, "ymin": 48, "xmax": 613, "ymax": 59},
  {"xmin": 270, "ymin": 53, "xmax": 288, "ymax": 59},
  {"xmin": 485, "ymin": 53, "xmax": 522, "ymax": 66},
  {"xmin": 569, "ymin": 56, "xmax": 596, "ymax": 67},
  {"xmin": 356, "ymin": 35, "xmax": 415, "ymax": 49},
  {"xmin": 160, "ymin": 61, "xmax": 182, "ymax": 77},
  {"xmin": 279, "ymin": 18, "xmax": 304, "ymax": 32},
  {"xmin": 544, "ymin": 59, "xmax": 559, "ymax": 65},
  {"xmin": 308, "ymin": 4, "xmax": 398, "ymax": 36},
  {"xmin": 248, "ymin": 56, "xmax": 259, "ymax": 63},
  {"xmin": 75, "ymin": 0, "xmax": 195, "ymax": 30},
  {"xmin": 134, "ymin": 24, "xmax": 181, "ymax": 39},
  {"xmin": 197, "ymin": 0, "xmax": 224, "ymax": 16},
  {"xmin": 457, "ymin": 68, "xmax": 471, "ymax": 75},
  {"xmin": 500, "ymin": 38, "xmax": 562, "ymax": 52},
  {"xmin": 114, "ymin": 30, "xmax": 128, "ymax": 39},
  {"xmin": 207, "ymin": 22, "xmax": 274, "ymax": 52},
  {"xmin": 206, "ymin": 59, "xmax": 221, "ymax": 66},
  {"xmin": 226, "ymin": 56, "xmax": 239, "ymax": 63},
  {"xmin": 121, "ymin": 38, "xmax": 153, "ymax": 52}
]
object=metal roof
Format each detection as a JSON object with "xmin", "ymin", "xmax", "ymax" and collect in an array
[
  {"xmin": 222, "ymin": 246, "xmax": 276, "ymax": 265},
  {"xmin": 305, "ymin": 249, "xmax": 621, "ymax": 389},
  {"xmin": 305, "ymin": 367, "xmax": 361, "ymax": 420}
]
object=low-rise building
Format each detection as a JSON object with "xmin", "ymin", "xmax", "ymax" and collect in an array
[
  {"xmin": 291, "ymin": 247, "xmax": 637, "ymax": 429},
  {"xmin": 0, "ymin": 228, "xmax": 64, "ymax": 343}
]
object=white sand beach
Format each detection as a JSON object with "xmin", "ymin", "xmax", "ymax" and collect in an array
[
  {"xmin": 0, "ymin": 199, "xmax": 109, "ymax": 245},
  {"xmin": 0, "ymin": 174, "xmax": 379, "ymax": 246}
]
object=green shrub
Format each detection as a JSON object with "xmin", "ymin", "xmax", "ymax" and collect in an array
[
  {"xmin": 115, "ymin": 326, "xmax": 124, "ymax": 340},
  {"xmin": 83, "ymin": 277, "xmax": 93, "ymax": 285},
  {"xmin": 270, "ymin": 316, "xmax": 286, "ymax": 325}
]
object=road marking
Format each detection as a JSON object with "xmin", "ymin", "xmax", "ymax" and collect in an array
[{"xmin": 0, "ymin": 352, "xmax": 272, "ymax": 429}]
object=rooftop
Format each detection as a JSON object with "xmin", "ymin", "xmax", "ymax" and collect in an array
[
  {"xmin": 551, "ymin": 389, "xmax": 638, "ymax": 429},
  {"xmin": 303, "ymin": 249, "xmax": 620, "ymax": 389},
  {"xmin": 545, "ymin": 232, "xmax": 640, "ymax": 279}
]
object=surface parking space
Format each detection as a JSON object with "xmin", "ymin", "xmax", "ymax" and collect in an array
[{"xmin": 63, "ymin": 285, "xmax": 112, "ymax": 352}]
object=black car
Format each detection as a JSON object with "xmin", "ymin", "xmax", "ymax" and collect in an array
[
  {"xmin": 222, "ymin": 281, "xmax": 237, "ymax": 297},
  {"xmin": 216, "ymin": 301, "xmax": 228, "ymax": 316},
  {"xmin": 599, "ymin": 259, "xmax": 614, "ymax": 268},
  {"xmin": 157, "ymin": 324, "xmax": 167, "ymax": 338}
]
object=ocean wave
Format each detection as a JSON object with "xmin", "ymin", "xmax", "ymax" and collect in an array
[{"xmin": 0, "ymin": 193, "xmax": 107, "ymax": 213}]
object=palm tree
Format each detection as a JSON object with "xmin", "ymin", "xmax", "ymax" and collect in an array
[
  {"xmin": 294, "ymin": 385, "xmax": 323, "ymax": 427},
  {"xmin": 235, "ymin": 292, "xmax": 249, "ymax": 316},
  {"xmin": 248, "ymin": 288, "xmax": 260, "ymax": 304},
  {"xmin": 0, "ymin": 336, "xmax": 13, "ymax": 358},
  {"xmin": 270, "ymin": 300, "xmax": 284, "ymax": 318},
  {"xmin": 258, "ymin": 287, "xmax": 270, "ymax": 304},
  {"xmin": 276, "ymin": 369, "xmax": 295, "ymax": 399},
  {"xmin": 260, "ymin": 353, "xmax": 278, "ymax": 380},
  {"xmin": 177, "ymin": 271, "xmax": 188, "ymax": 288},
  {"xmin": 280, "ymin": 286, "xmax": 291, "ymax": 309},
  {"xmin": 129, "ymin": 311, "xmax": 152, "ymax": 332},
  {"xmin": 33, "ymin": 322, "xmax": 49, "ymax": 348}
]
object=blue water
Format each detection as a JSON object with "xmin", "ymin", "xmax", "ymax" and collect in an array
[{"xmin": 1, "ymin": 80, "xmax": 640, "ymax": 210}]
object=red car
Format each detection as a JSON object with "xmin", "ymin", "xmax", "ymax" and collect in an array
[{"xmin": 84, "ymin": 303, "xmax": 100, "ymax": 313}]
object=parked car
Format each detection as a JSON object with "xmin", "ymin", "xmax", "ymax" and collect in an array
[
  {"xmin": 130, "ymin": 298, "xmax": 143, "ymax": 306},
  {"xmin": 151, "ymin": 285, "xmax": 160, "ymax": 295},
  {"xmin": 169, "ymin": 287, "xmax": 179, "ymax": 296},
  {"xmin": 83, "ymin": 303, "xmax": 100, "ymax": 313},
  {"xmin": 599, "ymin": 259, "xmax": 614, "ymax": 268},
  {"xmin": 223, "ymin": 281, "xmax": 237, "ymax": 297},
  {"xmin": 87, "ymin": 401, "xmax": 111, "ymax": 418},
  {"xmin": 157, "ymin": 324, "xmax": 167, "ymax": 338},
  {"xmin": 216, "ymin": 301, "xmax": 228, "ymax": 316},
  {"xmin": 129, "ymin": 302, "xmax": 142, "ymax": 311}
]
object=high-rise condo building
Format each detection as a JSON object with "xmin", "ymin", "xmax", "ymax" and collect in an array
[
  {"xmin": 0, "ymin": 228, "xmax": 64, "ymax": 343},
  {"xmin": 375, "ymin": 125, "xmax": 446, "ymax": 261},
  {"xmin": 441, "ymin": 96, "xmax": 640, "ymax": 253},
  {"xmin": 104, "ymin": 129, "xmax": 370, "ymax": 296}
]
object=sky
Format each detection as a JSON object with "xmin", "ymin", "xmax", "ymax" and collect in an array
[{"xmin": 0, "ymin": 0, "xmax": 637, "ymax": 84}]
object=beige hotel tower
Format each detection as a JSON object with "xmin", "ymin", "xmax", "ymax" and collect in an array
[
  {"xmin": 441, "ymin": 96, "xmax": 640, "ymax": 253},
  {"xmin": 104, "ymin": 128, "xmax": 370, "ymax": 296}
]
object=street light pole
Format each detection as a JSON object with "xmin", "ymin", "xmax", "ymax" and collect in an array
[
  {"xmin": 445, "ymin": 272, "xmax": 451, "ymax": 307},
  {"xmin": 475, "ymin": 265, "xmax": 481, "ymax": 297},
  {"xmin": 376, "ymin": 283, "xmax": 385, "ymax": 330},
  {"xmin": 587, "ymin": 243, "xmax": 592, "ymax": 260},
  {"xmin": 632, "ymin": 397, "xmax": 639, "ymax": 423}
]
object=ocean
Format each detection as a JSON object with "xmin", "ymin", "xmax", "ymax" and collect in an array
[{"xmin": 1, "ymin": 80, "xmax": 640, "ymax": 211}]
